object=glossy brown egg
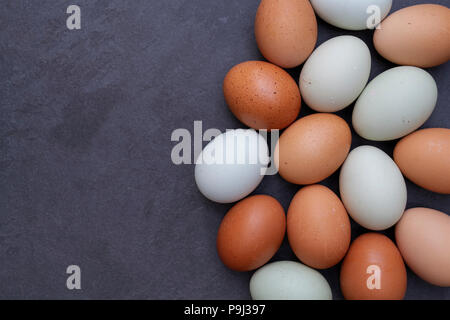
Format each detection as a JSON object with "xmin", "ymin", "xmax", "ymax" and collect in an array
[
  {"xmin": 255, "ymin": 0, "xmax": 318, "ymax": 68},
  {"xmin": 223, "ymin": 61, "xmax": 301, "ymax": 130},
  {"xmin": 217, "ymin": 195, "xmax": 286, "ymax": 271},
  {"xmin": 275, "ymin": 113, "xmax": 351, "ymax": 185},
  {"xmin": 287, "ymin": 185, "xmax": 351, "ymax": 269},
  {"xmin": 340, "ymin": 233, "xmax": 407, "ymax": 300}
]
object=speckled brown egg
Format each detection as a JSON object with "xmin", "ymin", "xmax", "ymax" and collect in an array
[
  {"xmin": 374, "ymin": 4, "xmax": 450, "ymax": 68},
  {"xmin": 255, "ymin": 0, "xmax": 318, "ymax": 68},
  {"xmin": 217, "ymin": 195, "xmax": 286, "ymax": 272},
  {"xmin": 275, "ymin": 113, "xmax": 351, "ymax": 185},
  {"xmin": 287, "ymin": 185, "xmax": 351, "ymax": 269},
  {"xmin": 340, "ymin": 233, "xmax": 407, "ymax": 300},
  {"xmin": 223, "ymin": 61, "xmax": 301, "ymax": 130}
]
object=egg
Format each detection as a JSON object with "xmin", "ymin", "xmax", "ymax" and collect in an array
[
  {"xmin": 340, "ymin": 233, "xmax": 407, "ymax": 300},
  {"xmin": 223, "ymin": 61, "xmax": 301, "ymax": 130},
  {"xmin": 353, "ymin": 66, "xmax": 438, "ymax": 141},
  {"xmin": 300, "ymin": 36, "xmax": 371, "ymax": 112},
  {"xmin": 396, "ymin": 208, "xmax": 450, "ymax": 287},
  {"xmin": 374, "ymin": 4, "xmax": 450, "ymax": 68},
  {"xmin": 311, "ymin": 0, "xmax": 392, "ymax": 30},
  {"xmin": 255, "ymin": 0, "xmax": 318, "ymax": 68},
  {"xmin": 250, "ymin": 261, "xmax": 332, "ymax": 300},
  {"xmin": 394, "ymin": 128, "xmax": 450, "ymax": 195},
  {"xmin": 195, "ymin": 129, "xmax": 269, "ymax": 203},
  {"xmin": 287, "ymin": 185, "xmax": 351, "ymax": 269},
  {"xmin": 339, "ymin": 146, "xmax": 407, "ymax": 231},
  {"xmin": 275, "ymin": 113, "xmax": 351, "ymax": 185},
  {"xmin": 216, "ymin": 195, "xmax": 286, "ymax": 271}
]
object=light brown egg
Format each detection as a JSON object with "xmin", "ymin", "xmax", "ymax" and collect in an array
[
  {"xmin": 287, "ymin": 185, "xmax": 351, "ymax": 269},
  {"xmin": 374, "ymin": 4, "xmax": 450, "ymax": 68},
  {"xmin": 216, "ymin": 195, "xmax": 286, "ymax": 272},
  {"xmin": 394, "ymin": 128, "xmax": 450, "ymax": 194},
  {"xmin": 340, "ymin": 233, "xmax": 407, "ymax": 300},
  {"xmin": 275, "ymin": 113, "xmax": 351, "ymax": 185},
  {"xmin": 396, "ymin": 208, "xmax": 450, "ymax": 287},
  {"xmin": 255, "ymin": 0, "xmax": 318, "ymax": 68},
  {"xmin": 223, "ymin": 61, "xmax": 301, "ymax": 130}
]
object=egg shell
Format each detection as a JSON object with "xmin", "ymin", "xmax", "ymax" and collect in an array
[
  {"xmin": 394, "ymin": 128, "xmax": 450, "ymax": 195},
  {"xmin": 250, "ymin": 261, "xmax": 332, "ymax": 300},
  {"xmin": 374, "ymin": 4, "xmax": 450, "ymax": 68},
  {"xmin": 255, "ymin": 0, "xmax": 318, "ymax": 68},
  {"xmin": 395, "ymin": 208, "xmax": 450, "ymax": 287},
  {"xmin": 275, "ymin": 113, "xmax": 351, "ymax": 185},
  {"xmin": 287, "ymin": 185, "xmax": 351, "ymax": 269},
  {"xmin": 223, "ymin": 61, "xmax": 301, "ymax": 130},
  {"xmin": 339, "ymin": 146, "xmax": 407, "ymax": 231},
  {"xmin": 300, "ymin": 35, "xmax": 371, "ymax": 112},
  {"xmin": 353, "ymin": 66, "xmax": 437, "ymax": 141},
  {"xmin": 311, "ymin": 0, "xmax": 392, "ymax": 30},
  {"xmin": 216, "ymin": 195, "xmax": 286, "ymax": 272},
  {"xmin": 340, "ymin": 233, "xmax": 407, "ymax": 300},
  {"xmin": 195, "ymin": 129, "xmax": 269, "ymax": 203}
]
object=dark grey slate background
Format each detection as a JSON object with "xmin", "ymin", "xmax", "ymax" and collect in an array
[{"xmin": 0, "ymin": 0, "xmax": 448, "ymax": 300}]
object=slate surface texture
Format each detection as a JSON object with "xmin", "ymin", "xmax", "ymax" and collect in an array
[{"xmin": 1, "ymin": 0, "xmax": 449, "ymax": 299}]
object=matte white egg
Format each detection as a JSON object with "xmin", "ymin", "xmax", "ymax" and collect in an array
[
  {"xmin": 353, "ymin": 66, "xmax": 438, "ymax": 141},
  {"xmin": 195, "ymin": 129, "xmax": 269, "ymax": 203},
  {"xmin": 250, "ymin": 261, "xmax": 332, "ymax": 300},
  {"xmin": 339, "ymin": 146, "xmax": 407, "ymax": 231},
  {"xmin": 300, "ymin": 36, "xmax": 371, "ymax": 112},
  {"xmin": 310, "ymin": 0, "xmax": 392, "ymax": 30}
]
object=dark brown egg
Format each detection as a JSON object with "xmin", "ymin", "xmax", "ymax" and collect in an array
[
  {"xmin": 217, "ymin": 195, "xmax": 286, "ymax": 271},
  {"xmin": 340, "ymin": 233, "xmax": 407, "ymax": 300}
]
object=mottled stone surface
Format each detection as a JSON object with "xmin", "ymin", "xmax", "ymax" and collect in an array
[{"xmin": 0, "ymin": 0, "xmax": 448, "ymax": 299}]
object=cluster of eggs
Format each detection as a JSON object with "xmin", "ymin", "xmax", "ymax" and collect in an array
[{"xmin": 194, "ymin": 0, "xmax": 450, "ymax": 300}]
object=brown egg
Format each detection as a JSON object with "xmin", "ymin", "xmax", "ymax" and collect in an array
[
  {"xmin": 275, "ymin": 113, "xmax": 351, "ymax": 185},
  {"xmin": 223, "ymin": 61, "xmax": 301, "ymax": 130},
  {"xmin": 396, "ymin": 208, "xmax": 450, "ymax": 287},
  {"xmin": 374, "ymin": 4, "xmax": 450, "ymax": 68},
  {"xmin": 340, "ymin": 233, "xmax": 407, "ymax": 300},
  {"xmin": 394, "ymin": 128, "xmax": 450, "ymax": 194},
  {"xmin": 287, "ymin": 185, "xmax": 351, "ymax": 269},
  {"xmin": 255, "ymin": 0, "xmax": 318, "ymax": 68},
  {"xmin": 217, "ymin": 195, "xmax": 286, "ymax": 271}
]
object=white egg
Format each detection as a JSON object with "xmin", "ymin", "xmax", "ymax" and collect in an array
[
  {"xmin": 310, "ymin": 0, "xmax": 392, "ymax": 30},
  {"xmin": 195, "ymin": 129, "xmax": 269, "ymax": 204},
  {"xmin": 250, "ymin": 261, "xmax": 332, "ymax": 300},
  {"xmin": 339, "ymin": 146, "xmax": 407, "ymax": 231},
  {"xmin": 353, "ymin": 66, "xmax": 438, "ymax": 141},
  {"xmin": 300, "ymin": 36, "xmax": 371, "ymax": 112}
]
